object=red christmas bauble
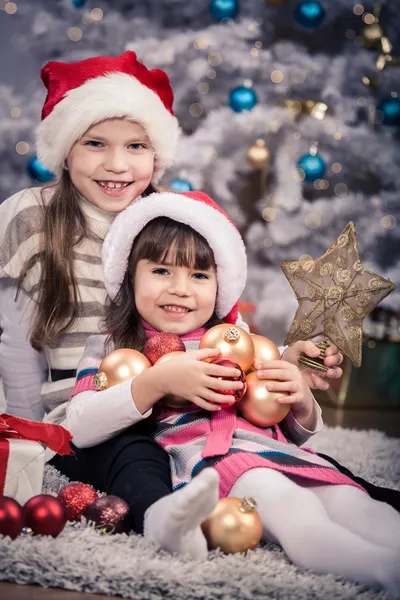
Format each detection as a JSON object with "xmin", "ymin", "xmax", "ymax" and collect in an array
[
  {"xmin": 143, "ymin": 332, "xmax": 186, "ymax": 365},
  {"xmin": 0, "ymin": 496, "xmax": 24, "ymax": 539},
  {"xmin": 23, "ymin": 494, "xmax": 67, "ymax": 537},
  {"xmin": 57, "ymin": 483, "xmax": 99, "ymax": 522},
  {"xmin": 210, "ymin": 359, "xmax": 247, "ymax": 408},
  {"xmin": 86, "ymin": 495, "xmax": 130, "ymax": 534}
]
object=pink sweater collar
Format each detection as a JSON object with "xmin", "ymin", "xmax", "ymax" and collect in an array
[{"xmin": 141, "ymin": 319, "xmax": 206, "ymax": 342}]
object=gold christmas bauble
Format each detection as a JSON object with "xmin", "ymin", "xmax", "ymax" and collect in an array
[
  {"xmin": 154, "ymin": 351, "xmax": 190, "ymax": 408},
  {"xmin": 199, "ymin": 324, "xmax": 255, "ymax": 373},
  {"xmin": 246, "ymin": 139, "xmax": 270, "ymax": 169},
  {"xmin": 93, "ymin": 349, "xmax": 151, "ymax": 391},
  {"xmin": 201, "ymin": 496, "xmax": 262, "ymax": 554},
  {"xmin": 237, "ymin": 371, "xmax": 290, "ymax": 427},
  {"xmin": 251, "ymin": 334, "xmax": 281, "ymax": 366}
]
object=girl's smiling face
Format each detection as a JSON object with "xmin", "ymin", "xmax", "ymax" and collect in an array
[
  {"xmin": 67, "ymin": 118, "xmax": 155, "ymax": 213},
  {"xmin": 134, "ymin": 255, "xmax": 217, "ymax": 335},
  {"xmin": 128, "ymin": 217, "xmax": 219, "ymax": 336}
]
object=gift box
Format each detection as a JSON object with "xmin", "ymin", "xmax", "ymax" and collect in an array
[{"xmin": 0, "ymin": 414, "xmax": 73, "ymax": 505}]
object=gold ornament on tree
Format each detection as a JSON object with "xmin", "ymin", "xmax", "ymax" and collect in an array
[
  {"xmin": 246, "ymin": 139, "xmax": 271, "ymax": 203},
  {"xmin": 359, "ymin": 3, "xmax": 400, "ymax": 89},
  {"xmin": 281, "ymin": 221, "xmax": 396, "ymax": 368},
  {"xmin": 93, "ymin": 349, "xmax": 151, "ymax": 390},
  {"xmin": 284, "ymin": 99, "xmax": 331, "ymax": 121},
  {"xmin": 201, "ymin": 496, "xmax": 262, "ymax": 554}
]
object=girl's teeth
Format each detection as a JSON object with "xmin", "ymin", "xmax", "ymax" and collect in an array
[
  {"xmin": 98, "ymin": 182, "xmax": 129, "ymax": 190},
  {"xmin": 164, "ymin": 306, "xmax": 189, "ymax": 313}
]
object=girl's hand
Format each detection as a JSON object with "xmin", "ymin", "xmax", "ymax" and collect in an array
[
  {"xmin": 281, "ymin": 341, "xmax": 344, "ymax": 391},
  {"xmin": 254, "ymin": 358, "xmax": 315, "ymax": 428},
  {"xmin": 153, "ymin": 348, "xmax": 245, "ymax": 412}
]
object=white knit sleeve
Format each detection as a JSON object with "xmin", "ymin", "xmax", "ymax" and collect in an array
[
  {"xmin": 0, "ymin": 279, "xmax": 47, "ymax": 421},
  {"xmin": 66, "ymin": 380, "xmax": 152, "ymax": 449}
]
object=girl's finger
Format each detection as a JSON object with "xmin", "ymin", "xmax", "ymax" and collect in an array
[
  {"xmin": 192, "ymin": 396, "xmax": 221, "ymax": 412},
  {"xmin": 275, "ymin": 394, "xmax": 300, "ymax": 404},
  {"xmin": 265, "ymin": 380, "xmax": 299, "ymax": 393},
  {"xmin": 191, "ymin": 347, "xmax": 221, "ymax": 361},
  {"xmin": 201, "ymin": 389, "xmax": 238, "ymax": 405},
  {"xmin": 256, "ymin": 368, "xmax": 293, "ymax": 381},
  {"xmin": 206, "ymin": 377, "xmax": 244, "ymax": 392},
  {"xmin": 311, "ymin": 373, "xmax": 330, "ymax": 390},
  {"xmin": 206, "ymin": 363, "xmax": 243, "ymax": 378},
  {"xmin": 326, "ymin": 367, "xmax": 343, "ymax": 380}
]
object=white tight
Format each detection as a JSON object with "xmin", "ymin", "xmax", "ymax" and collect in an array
[{"xmin": 229, "ymin": 468, "xmax": 400, "ymax": 594}]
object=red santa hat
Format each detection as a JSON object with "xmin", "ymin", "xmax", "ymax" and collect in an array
[
  {"xmin": 102, "ymin": 191, "xmax": 247, "ymax": 324},
  {"xmin": 36, "ymin": 51, "xmax": 180, "ymax": 182}
]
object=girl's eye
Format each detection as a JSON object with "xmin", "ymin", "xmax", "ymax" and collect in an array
[
  {"xmin": 152, "ymin": 268, "xmax": 169, "ymax": 275},
  {"xmin": 129, "ymin": 143, "xmax": 147, "ymax": 150},
  {"xmin": 192, "ymin": 272, "xmax": 209, "ymax": 280},
  {"xmin": 84, "ymin": 140, "xmax": 104, "ymax": 148}
]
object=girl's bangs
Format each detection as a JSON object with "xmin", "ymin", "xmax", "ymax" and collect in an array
[{"xmin": 130, "ymin": 217, "xmax": 216, "ymax": 271}]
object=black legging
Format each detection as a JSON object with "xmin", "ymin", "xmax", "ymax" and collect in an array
[{"xmin": 49, "ymin": 421, "xmax": 172, "ymax": 534}]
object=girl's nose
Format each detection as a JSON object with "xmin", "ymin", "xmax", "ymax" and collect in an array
[
  {"xmin": 103, "ymin": 148, "xmax": 129, "ymax": 173},
  {"xmin": 168, "ymin": 274, "xmax": 190, "ymax": 296}
]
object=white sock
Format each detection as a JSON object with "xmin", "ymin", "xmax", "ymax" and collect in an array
[
  {"xmin": 144, "ymin": 468, "xmax": 219, "ymax": 560},
  {"xmin": 230, "ymin": 468, "xmax": 400, "ymax": 593}
]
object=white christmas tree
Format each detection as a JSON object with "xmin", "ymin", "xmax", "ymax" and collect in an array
[{"xmin": 1, "ymin": 0, "xmax": 399, "ymax": 343}]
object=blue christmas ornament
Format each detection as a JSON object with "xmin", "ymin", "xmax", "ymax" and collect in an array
[
  {"xmin": 168, "ymin": 178, "xmax": 194, "ymax": 193},
  {"xmin": 377, "ymin": 97, "xmax": 400, "ymax": 126},
  {"xmin": 209, "ymin": 0, "xmax": 238, "ymax": 21},
  {"xmin": 229, "ymin": 86, "xmax": 258, "ymax": 113},
  {"xmin": 71, "ymin": 0, "xmax": 86, "ymax": 8},
  {"xmin": 26, "ymin": 156, "xmax": 55, "ymax": 183},
  {"xmin": 294, "ymin": 1, "xmax": 325, "ymax": 29},
  {"xmin": 297, "ymin": 152, "xmax": 326, "ymax": 183}
]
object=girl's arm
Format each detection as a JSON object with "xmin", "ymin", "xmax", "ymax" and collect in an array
[
  {"xmin": 0, "ymin": 280, "xmax": 47, "ymax": 421},
  {"xmin": 66, "ymin": 378, "xmax": 154, "ymax": 448},
  {"xmin": 67, "ymin": 346, "xmax": 244, "ymax": 448}
]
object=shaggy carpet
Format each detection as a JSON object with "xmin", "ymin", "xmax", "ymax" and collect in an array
[{"xmin": 1, "ymin": 425, "xmax": 399, "ymax": 600}]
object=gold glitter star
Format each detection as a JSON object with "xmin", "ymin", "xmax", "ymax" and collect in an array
[{"xmin": 281, "ymin": 222, "xmax": 396, "ymax": 367}]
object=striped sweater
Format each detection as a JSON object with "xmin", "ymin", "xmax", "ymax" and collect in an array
[
  {"xmin": 67, "ymin": 333, "xmax": 364, "ymax": 496},
  {"xmin": 0, "ymin": 187, "xmax": 115, "ymax": 424}
]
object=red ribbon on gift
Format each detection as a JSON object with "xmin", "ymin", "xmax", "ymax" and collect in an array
[{"xmin": 0, "ymin": 413, "xmax": 73, "ymax": 495}]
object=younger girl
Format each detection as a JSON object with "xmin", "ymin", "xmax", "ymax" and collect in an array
[{"xmin": 67, "ymin": 191, "xmax": 400, "ymax": 594}]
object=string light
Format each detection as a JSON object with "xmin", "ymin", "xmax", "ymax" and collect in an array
[
  {"xmin": 5, "ymin": 2, "xmax": 17, "ymax": 14},
  {"xmin": 304, "ymin": 213, "xmax": 321, "ymax": 229},
  {"xmin": 208, "ymin": 52, "xmax": 223, "ymax": 66},
  {"xmin": 10, "ymin": 107, "xmax": 21, "ymax": 118},
  {"xmin": 262, "ymin": 207, "xmax": 277, "ymax": 222},
  {"xmin": 197, "ymin": 82, "xmax": 209, "ymax": 94},
  {"xmin": 90, "ymin": 8, "xmax": 103, "ymax": 20},
  {"xmin": 16, "ymin": 141, "xmax": 29, "ymax": 155},
  {"xmin": 270, "ymin": 70, "xmax": 283, "ymax": 83},
  {"xmin": 67, "ymin": 27, "xmax": 83, "ymax": 41},
  {"xmin": 380, "ymin": 215, "xmax": 396, "ymax": 229},
  {"xmin": 334, "ymin": 183, "xmax": 348, "ymax": 197},
  {"xmin": 331, "ymin": 162, "xmax": 342, "ymax": 173},
  {"xmin": 189, "ymin": 103, "xmax": 204, "ymax": 117}
]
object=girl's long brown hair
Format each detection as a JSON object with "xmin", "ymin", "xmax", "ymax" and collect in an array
[
  {"xmin": 19, "ymin": 170, "xmax": 157, "ymax": 351},
  {"xmin": 105, "ymin": 217, "xmax": 221, "ymax": 353}
]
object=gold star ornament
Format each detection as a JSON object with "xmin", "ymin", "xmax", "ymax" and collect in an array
[{"xmin": 281, "ymin": 222, "xmax": 396, "ymax": 367}]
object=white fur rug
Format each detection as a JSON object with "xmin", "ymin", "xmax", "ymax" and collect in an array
[{"xmin": 0, "ymin": 425, "xmax": 399, "ymax": 600}]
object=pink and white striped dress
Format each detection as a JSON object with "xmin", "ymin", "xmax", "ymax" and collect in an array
[{"xmin": 69, "ymin": 328, "xmax": 365, "ymax": 498}]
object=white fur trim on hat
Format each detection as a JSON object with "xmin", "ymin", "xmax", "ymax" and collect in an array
[
  {"xmin": 36, "ymin": 73, "xmax": 181, "ymax": 182},
  {"xmin": 102, "ymin": 192, "xmax": 247, "ymax": 319}
]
